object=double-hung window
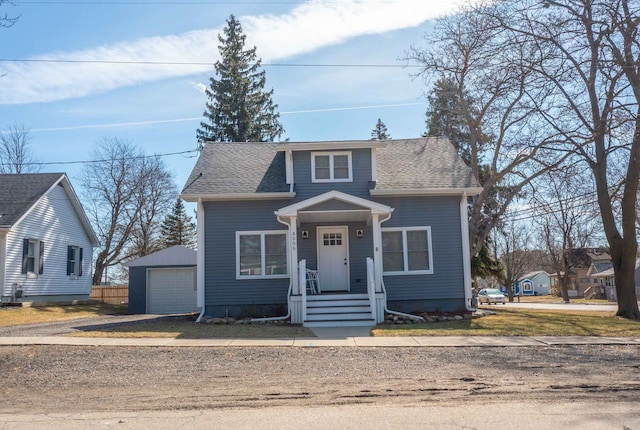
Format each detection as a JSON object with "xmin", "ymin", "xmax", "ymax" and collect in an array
[
  {"xmin": 381, "ymin": 227, "xmax": 433, "ymax": 275},
  {"xmin": 311, "ymin": 152, "xmax": 352, "ymax": 183},
  {"xmin": 236, "ymin": 231, "xmax": 288, "ymax": 279},
  {"xmin": 22, "ymin": 238, "xmax": 44, "ymax": 276},
  {"xmin": 67, "ymin": 245, "xmax": 83, "ymax": 277}
]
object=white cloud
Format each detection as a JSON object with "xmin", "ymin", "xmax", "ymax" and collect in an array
[{"xmin": 0, "ymin": 0, "xmax": 465, "ymax": 105}]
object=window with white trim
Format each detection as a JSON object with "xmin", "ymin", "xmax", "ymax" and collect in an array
[
  {"xmin": 236, "ymin": 231, "xmax": 288, "ymax": 279},
  {"xmin": 311, "ymin": 151, "xmax": 352, "ymax": 183},
  {"xmin": 381, "ymin": 227, "xmax": 433, "ymax": 275}
]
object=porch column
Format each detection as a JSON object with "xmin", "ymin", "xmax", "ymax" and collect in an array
[
  {"xmin": 289, "ymin": 215, "xmax": 299, "ymax": 295},
  {"xmin": 371, "ymin": 213, "xmax": 383, "ymax": 293}
]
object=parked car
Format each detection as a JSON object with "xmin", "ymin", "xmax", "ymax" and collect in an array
[{"xmin": 477, "ymin": 288, "xmax": 506, "ymax": 305}]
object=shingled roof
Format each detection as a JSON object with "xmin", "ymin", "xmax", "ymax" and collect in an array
[
  {"xmin": 374, "ymin": 138, "xmax": 480, "ymax": 191},
  {"xmin": 181, "ymin": 138, "xmax": 480, "ymax": 197},
  {"xmin": 0, "ymin": 173, "xmax": 65, "ymax": 228},
  {"xmin": 182, "ymin": 143, "xmax": 288, "ymax": 196}
]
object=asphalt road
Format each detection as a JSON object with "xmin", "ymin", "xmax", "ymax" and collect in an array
[
  {"xmin": 492, "ymin": 302, "xmax": 619, "ymax": 311},
  {"xmin": 1, "ymin": 401, "xmax": 638, "ymax": 429}
]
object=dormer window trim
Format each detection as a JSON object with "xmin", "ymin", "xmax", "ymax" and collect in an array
[{"xmin": 311, "ymin": 151, "xmax": 353, "ymax": 183}]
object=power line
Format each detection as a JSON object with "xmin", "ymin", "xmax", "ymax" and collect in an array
[
  {"xmin": 0, "ymin": 58, "xmax": 421, "ymax": 68},
  {"xmin": 0, "ymin": 148, "xmax": 199, "ymax": 168}
]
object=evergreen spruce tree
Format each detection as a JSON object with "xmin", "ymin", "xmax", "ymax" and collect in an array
[
  {"xmin": 424, "ymin": 76, "xmax": 475, "ymax": 165},
  {"xmin": 160, "ymin": 198, "xmax": 196, "ymax": 249},
  {"xmin": 196, "ymin": 15, "xmax": 284, "ymax": 143},
  {"xmin": 370, "ymin": 118, "xmax": 391, "ymax": 140}
]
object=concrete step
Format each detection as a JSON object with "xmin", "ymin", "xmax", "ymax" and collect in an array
[{"xmin": 304, "ymin": 319, "xmax": 376, "ymax": 328}]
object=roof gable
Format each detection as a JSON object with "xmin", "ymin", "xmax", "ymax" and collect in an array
[
  {"xmin": 0, "ymin": 173, "xmax": 64, "ymax": 228},
  {"xmin": 0, "ymin": 173, "xmax": 98, "ymax": 245}
]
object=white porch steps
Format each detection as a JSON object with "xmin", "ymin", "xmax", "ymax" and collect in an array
[{"xmin": 304, "ymin": 293, "xmax": 376, "ymax": 327}]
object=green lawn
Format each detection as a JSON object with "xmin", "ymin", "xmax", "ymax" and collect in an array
[
  {"xmin": 372, "ymin": 308, "xmax": 640, "ymax": 337},
  {"xmin": 0, "ymin": 303, "xmax": 127, "ymax": 327}
]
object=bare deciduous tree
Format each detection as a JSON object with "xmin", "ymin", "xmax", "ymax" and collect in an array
[
  {"xmin": 0, "ymin": 124, "xmax": 40, "ymax": 173},
  {"xmin": 489, "ymin": 0, "xmax": 640, "ymax": 319},
  {"xmin": 406, "ymin": 4, "xmax": 568, "ymax": 261},
  {"xmin": 532, "ymin": 168, "xmax": 599, "ymax": 302},
  {"xmin": 82, "ymin": 138, "xmax": 176, "ymax": 285},
  {"xmin": 495, "ymin": 222, "xmax": 531, "ymax": 303},
  {"xmin": 0, "ymin": 0, "xmax": 19, "ymax": 28}
]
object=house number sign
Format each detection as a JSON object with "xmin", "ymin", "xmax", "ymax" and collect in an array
[{"xmin": 291, "ymin": 230, "xmax": 297, "ymax": 251}]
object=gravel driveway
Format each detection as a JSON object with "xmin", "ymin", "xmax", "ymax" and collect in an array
[{"xmin": 0, "ymin": 344, "xmax": 638, "ymax": 414}]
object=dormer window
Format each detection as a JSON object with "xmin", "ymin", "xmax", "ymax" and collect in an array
[{"xmin": 311, "ymin": 151, "xmax": 352, "ymax": 183}]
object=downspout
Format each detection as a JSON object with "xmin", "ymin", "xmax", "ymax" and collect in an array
[
  {"xmin": 377, "ymin": 212, "xmax": 425, "ymax": 322},
  {"xmin": 195, "ymin": 198, "xmax": 207, "ymax": 322},
  {"xmin": 460, "ymin": 192, "xmax": 476, "ymax": 312},
  {"xmin": 250, "ymin": 214, "xmax": 292, "ymax": 322}
]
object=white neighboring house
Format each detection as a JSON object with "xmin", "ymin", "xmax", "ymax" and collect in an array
[
  {"xmin": 591, "ymin": 259, "xmax": 640, "ymax": 302},
  {"xmin": 0, "ymin": 173, "xmax": 99, "ymax": 303}
]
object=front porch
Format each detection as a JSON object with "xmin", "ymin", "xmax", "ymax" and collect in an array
[{"xmin": 275, "ymin": 191, "xmax": 392, "ymax": 326}]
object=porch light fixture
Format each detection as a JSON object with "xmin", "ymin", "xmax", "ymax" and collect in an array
[
  {"xmin": 356, "ymin": 229, "xmax": 364, "ymax": 238},
  {"xmin": 301, "ymin": 230, "xmax": 309, "ymax": 239}
]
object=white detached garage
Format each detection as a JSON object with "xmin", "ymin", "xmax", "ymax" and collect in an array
[{"xmin": 123, "ymin": 245, "xmax": 198, "ymax": 314}]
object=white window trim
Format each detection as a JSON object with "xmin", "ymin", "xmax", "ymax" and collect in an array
[
  {"xmin": 236, "ymin": 230, "xmax": 289, "ymax": 280},
  {"xmin": 381, "ymin": 226, "xmax": 434, "ymax": 275},
  {"xmin": 311, "ymin": 151, "xmax": 353, "ymax": 183}
]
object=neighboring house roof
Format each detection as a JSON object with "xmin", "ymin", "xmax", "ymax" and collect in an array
[
  {"xmin": 592, "ymin": 259, "xmax": 640, "ymax": 278},
  {"xmin": 122, "ymin": 245, "xmax": 196, "ymax": 267},
  {"xmin": 181, "ymin": 138, "xmax": 481, "ymax": 199},
  {"xmin": 518, "ymin": 271, "xmax": 549, "ymax": 281},
  {"xmin": 0, "ymin": 173, "xmax": 98, "ymax": 245}
]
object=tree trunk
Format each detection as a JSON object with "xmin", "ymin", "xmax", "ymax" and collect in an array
[{"xmin": 611, "ymin": 240, "xmax": 640, "ymax": 319}]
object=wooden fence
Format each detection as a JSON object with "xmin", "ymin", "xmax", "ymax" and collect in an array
[{"xmin": 90, "ymin": 285, "xmax": 129, "ymax": 305}]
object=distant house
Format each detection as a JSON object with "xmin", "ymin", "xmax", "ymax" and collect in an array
[
  {"xmin": 550, "ymin": 248, "xmax": 612, "ymax": 298},
  {"xmin": 514, "ymin": 271, "xmax": 551, "ymax": 296},
  {"xmin": 0, "ymin": 173, "xmax": 98, "ymax": 303},
  {"xmin": 591, "ymin": 259, "xmax": 640, "ymax": 302},
  {"xmin": 181, "ymin": 138, "xmax": 482, "ymax": 327}
]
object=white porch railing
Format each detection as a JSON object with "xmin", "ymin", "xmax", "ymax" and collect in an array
[
  {"xmin": 366, "ymin": 257, "xmax": 377, "ymax": 323},
  {"xmin": 299, "ymin": 258, "xmax": 307, "ymax": 323}
]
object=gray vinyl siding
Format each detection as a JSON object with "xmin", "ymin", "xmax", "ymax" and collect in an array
[
  {"xmin": 298, "ymin": 221, "xmax": 373, "ymax": 294},
  {"xmin": 3, "ymin": 184, "xmax": 93, "ymax": 299},
  {"xmin": 203, "ymin": 200, "xmax": 291, "ymax": 318},
  {"xmin": 373, "ymin": 195, "xmax": 466, "ymax": 309},
  {"xmin": 292, "ymin": 149, "xmax": 372, "ymax": 200}
]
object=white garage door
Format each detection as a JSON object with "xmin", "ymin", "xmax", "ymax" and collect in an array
[{"xmin": 147, "ymin": 268, "xmax": 197, "ymax": 314}]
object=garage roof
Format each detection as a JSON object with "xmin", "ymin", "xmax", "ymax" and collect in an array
[{"xmin": 122, "ymin": 245, "xmax": 196, "ymax": 267}]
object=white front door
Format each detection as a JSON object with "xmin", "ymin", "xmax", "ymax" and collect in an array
[{"xmin": 317, "ymin": 226, "xmax": 349, "ymax": 292}]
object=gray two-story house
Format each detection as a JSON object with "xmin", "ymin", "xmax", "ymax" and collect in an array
[{"xmin": 181, "ymin": 138, "xmax": 481, "ymax": 327}]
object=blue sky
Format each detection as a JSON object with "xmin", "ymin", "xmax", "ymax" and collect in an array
[{"xmin": 0, "ymin": 0, "xmax": 464, "ymax": 191}]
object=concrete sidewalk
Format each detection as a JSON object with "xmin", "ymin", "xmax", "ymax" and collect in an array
[{"xmin": 0, "ymin": 334, "xmax": 638, "ymax": 347}]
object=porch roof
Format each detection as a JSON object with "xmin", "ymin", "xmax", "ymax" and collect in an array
[{"xmin": 275, "ymin": 190, "xmax": 393, "ymax": 224}]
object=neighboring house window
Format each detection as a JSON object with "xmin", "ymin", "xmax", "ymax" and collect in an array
[
  {"xmin": 236, "ymin": 231, "xmax": 288, "ymax": 279},
  {"xmin": 22, "ymin": 238, "xmax": 44, "ymax": 276},
  {"xmin": 67, "ymin": 245, "xmax": 83, "ymax": 277},
  {"xmin": 311, "ymin": 152, "xmax": 352, "ymax": 183},
  {"xmin": 381, "ymin": 227, "xmax": 433, "ymax": 275}
]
